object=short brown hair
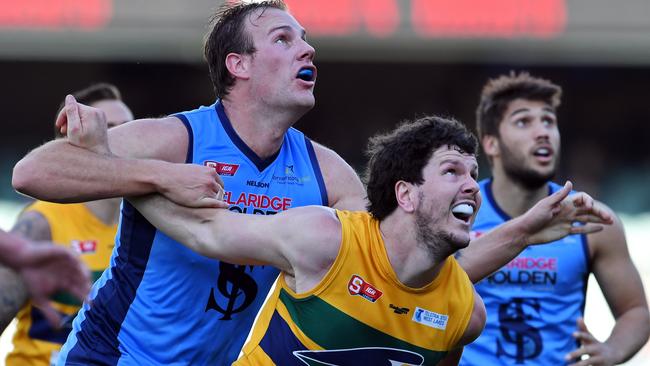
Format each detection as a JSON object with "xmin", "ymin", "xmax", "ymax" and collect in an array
[
  {"xmin": 476, "ymin": 71, "xmax": 562, "ymax": 140},
  {"xmin": 55, "ymin": 82, "xmax": 122, "ymax": 138},
  {"xmin": 364, "ymin": 116, "xmax": 478, "ymax": 221},
  {"xmin": 204, "ymin": 0, "xmax": 287, "ymax": 99}
]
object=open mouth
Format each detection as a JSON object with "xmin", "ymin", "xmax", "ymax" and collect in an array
[
  {"xmin": 533, "ymin": 147, "xmax": 552, "ymax": 158},
  {"xmin": 296, "ymin": 66, "xmax": 316, "ymax": 82},
  {"xmin": 451, "ymin": 203, "xmax": 475, "ymax": 223}
]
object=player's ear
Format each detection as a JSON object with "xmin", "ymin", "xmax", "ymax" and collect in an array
[
  {"xmin": 395, "ymin": 180, "xmax": 416, "ymax": 213},
  {"xmin": 225, "ymin": 52, "xmax": 251, "ymax": 81},
  {"xmin": 482, "ymin": 134, "xmax": 499, "ymax": 157}
]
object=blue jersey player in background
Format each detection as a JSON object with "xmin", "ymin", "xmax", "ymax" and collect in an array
[{"xmin": 460, "ymin": 72, "xmax": 650, "ymax": 366}]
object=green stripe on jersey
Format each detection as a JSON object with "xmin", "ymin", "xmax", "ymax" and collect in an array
[{"xmin": 279, "ymin": 289, "xmax": 447, "ymax": 364}]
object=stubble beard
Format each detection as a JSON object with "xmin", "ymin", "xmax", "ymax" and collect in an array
[
  {"xmin": 414, "ymin": 206, "xmax": 469, "ymax": 263},
  {"xmin": 499, "ymin": 140, "xmax": 558, "ymax": 190}
]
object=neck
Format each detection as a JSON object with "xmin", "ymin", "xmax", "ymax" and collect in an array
[
  {"xmin": 84, "ymin": 198, "xmax": 121, "ymax": 226},
  {"xmin": 490, "ymin": 164, "xmax": 549, "ymax": 218},
  {"xmin": 379, "ymin": 214, "xmax": 447, "ymax": 288},
  {"xmin": 221, "ymin": 95, "xmax": 305, "ymax": 159}
]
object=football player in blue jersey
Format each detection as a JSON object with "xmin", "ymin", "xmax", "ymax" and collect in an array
[{"xmin": 460, "ymin": 72, "xmax": 649, "ymax": 366}]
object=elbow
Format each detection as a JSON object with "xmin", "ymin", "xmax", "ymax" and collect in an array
[{"xmin": 12, "ymin": 158, "xmax": 39, "ymax": 197}]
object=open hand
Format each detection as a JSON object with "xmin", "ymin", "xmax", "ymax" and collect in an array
[
  {"xmin": 566, "ymin": 317, "xmax": 618, "ymax": 366},
  {"xmin": 522, "ymin": 181, "xmax": 613, "ymax": 245},
  {"xmin": 17, "ymin": 243, "xmax": 91, "ymax": 328}
]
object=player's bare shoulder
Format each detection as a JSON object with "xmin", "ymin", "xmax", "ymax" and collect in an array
[
  {"xmin": 310, "ymin": 141, "xmax": 366, "ymax": 210},
  {"xmin": 109, "ymin": 115, "xmax": 190, "ymax": 163}
]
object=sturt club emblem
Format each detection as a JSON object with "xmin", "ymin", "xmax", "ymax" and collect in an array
[
  {"xmin": 496, "ymin": 297, "xmax": 543, "ymax": 364},
  {"xmin": 205, "ymin": 262, "xmax": 258, "ymax": 320}
]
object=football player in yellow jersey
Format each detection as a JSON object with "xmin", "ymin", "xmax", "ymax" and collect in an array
[
  {"xmin": 5, "ymin": 83, "xmax": 133, "ymax": 366},
  {"xmin": 127, "ymin": 115, "xmax": 611, "ymax": 365}
]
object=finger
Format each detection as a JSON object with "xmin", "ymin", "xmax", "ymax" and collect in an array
[
  {"xmin": 573, "ymin": 211, "xmax": 613, "ymax": 227},
  {"xmin": 570, "ymin": 224, "xmax": 604, "ymax": 235},
  {"xmin": 67, "ymin": 271, "xmax": 92, "ymax": 301},
  {"xmin": 577, "ymin": 317, "xmax": 589, "ymax": 333},
  {"xmin": 548, "ymin": 181, "xmax": 573, "ymax": 205},
  {"xmin": 213, "ymin": 172, "xmax": 224, "ymax": 188},
  {"xmin": 565, "ymin": 345, "xmax": 591, "ymax": 364},
  {"xmin": 567, "ymin": 358, "xmax": 595, "ymax": 366},
  {"xmin": 65, "ymin": 95, "xmax": 82, "ymax": 136},
  {"xmin": 571, "ymin": 192, "xmax": 594, "ymax": 210},
  {"xmin": 573, "ymin": 330, "xmax": 598, "ymax": 344},
  {"xmin": 55, "ymin": 105, "xmax": 69, "ymax": 135},
  {"xmin": 32, "ymin": 300, "xmax": 63, "ymax": 329},
  {"xmin": 199, "ymin": 197, "xmax": 230, "ymax": 209}
]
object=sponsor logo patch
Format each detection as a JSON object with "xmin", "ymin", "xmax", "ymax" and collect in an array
[
  {"xmin": 389, "ymin": 304, "xmax": 410, "ymax": 315},
  {"xmin": 205, "ymin": 161, "xmax": 240, "ymax": 176},
  {"xmin": 71, "ymin": 240, "xmax": 97, "ymax": 254},
  {"xmin": 412, "ymin": 307, "xmax": 448, "ymax": 330},
  {"xmin": 348, "ymin": 275, "xmax": 383, "ymax": 302}
]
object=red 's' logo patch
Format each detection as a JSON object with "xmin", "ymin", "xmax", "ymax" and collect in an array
[
  {"xmin": 71, "ymin": 240, "xmax": 97, "ymax": 254},
  {"xmin": 348, "ymin": 275, "xmax": 383, "ymax": 302},
  {"xmin": 205, "ymin": 161, "xmax": 240, "ymax": 177}
]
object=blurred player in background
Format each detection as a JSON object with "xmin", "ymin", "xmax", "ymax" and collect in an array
[
  {"xmin": 6, "ymin": 83, "xmax": 132, "ymax": 366},
  {"xmin": 460, "ymin": 72, "xmax": 650, "ymax": 366}
]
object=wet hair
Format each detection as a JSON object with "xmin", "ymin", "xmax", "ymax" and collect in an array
[
  {"xmin": 54, "ymin": 82, "xmax": 122, "ymax": 138},
  {"xmin": 476, "ymin": 71, "xmax": 562, "ymax": 141},
  {"xmin": 364, "ymin": 115, "xmax": 478, "ymax": 220},
  {"xmin": 204, "ymin": 0, "xmax": 287, "ymax": 98}
]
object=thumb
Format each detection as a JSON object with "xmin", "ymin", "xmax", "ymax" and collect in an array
[
  {"xmin": 65, "ymin": 95, "xmax": 82, "ymax": 137},
  {"xmin": 576, "ymin": 317, "xmax": 589, "ymax": 333},
  {"xmin": 548, "ymin": 180, "xmax": 572, "ymax": 206}
]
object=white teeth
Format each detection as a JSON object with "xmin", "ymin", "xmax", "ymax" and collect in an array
[
  {"xmin": 535, "ymin": 148, "xmax": 550, "ymax": 156},
  {"xmin": 452, "ymin": 203, "xmax": 474, "ymax": 215}
]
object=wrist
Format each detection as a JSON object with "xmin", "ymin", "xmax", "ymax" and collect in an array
[{"xmin": 504, "ymin": 215, "xmax": 532, "ymax": 249}]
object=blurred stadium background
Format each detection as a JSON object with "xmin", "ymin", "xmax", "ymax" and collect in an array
[{"xmin": 0, "ymin": 0, "xmax": 648, "ymax": 364}]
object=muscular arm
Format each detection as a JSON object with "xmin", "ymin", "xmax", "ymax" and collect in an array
[
  {"xmin": 312, "ymin": 142, "xmax": 367, "ymax": 211},
  {"xmin": 14, "ymin": 116, "xmax": 195, "ymax": 201},
  {"xmin": 567, "ymin": 207, "xmax": 650, "ymax": 365},
  {"xmin": 129, "ymin": 194, "xmax": 341, "ymax": 278},
  {"xmin": 13, "ymin": 98, "xmax": 222, "ymax": 207},
  {"xmin": 0, "ymin": 210, "xmax": 52, "ymax": 330}
]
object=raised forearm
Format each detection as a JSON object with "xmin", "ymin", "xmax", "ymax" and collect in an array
[
  {"xmin": 13, "ymin": 140, "xmax": 163, "ymax": 202},
  {"xmin": 605, "ymin": 307, "xmax": 650, "ymax": 363},
  {"xmin": 458, "ymin": 216, "xmax": 529, "ymax": 283}
]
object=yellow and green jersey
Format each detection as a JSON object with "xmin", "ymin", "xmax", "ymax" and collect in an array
[
  {"xmin": 6, "ymin": 201, "xmax": 117, "ymax": 366},
  {"xmin": 236, "ymin": 210, "xmax": 475, "ymax": 365}
]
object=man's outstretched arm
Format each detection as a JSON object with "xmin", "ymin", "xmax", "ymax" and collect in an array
[
  {"xmin": 458, "ymin": 182, "xmax": 613, "ymax": 283},
  {"xmin": 13, "ymin": 96, "xmax": 224, "ymax": 208},
  {"xmin": 129, "ymin": 194, "xmax": 341, "ymax": 276}
]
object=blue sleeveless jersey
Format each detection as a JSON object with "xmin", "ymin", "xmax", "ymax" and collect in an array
[
  {"xmin": 58, "ymin": 101, "xmax": 328, "ymax": 365},
  {"xmin": 460, "ymin": 179, "xmax": 589, "ymax": 366}
]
